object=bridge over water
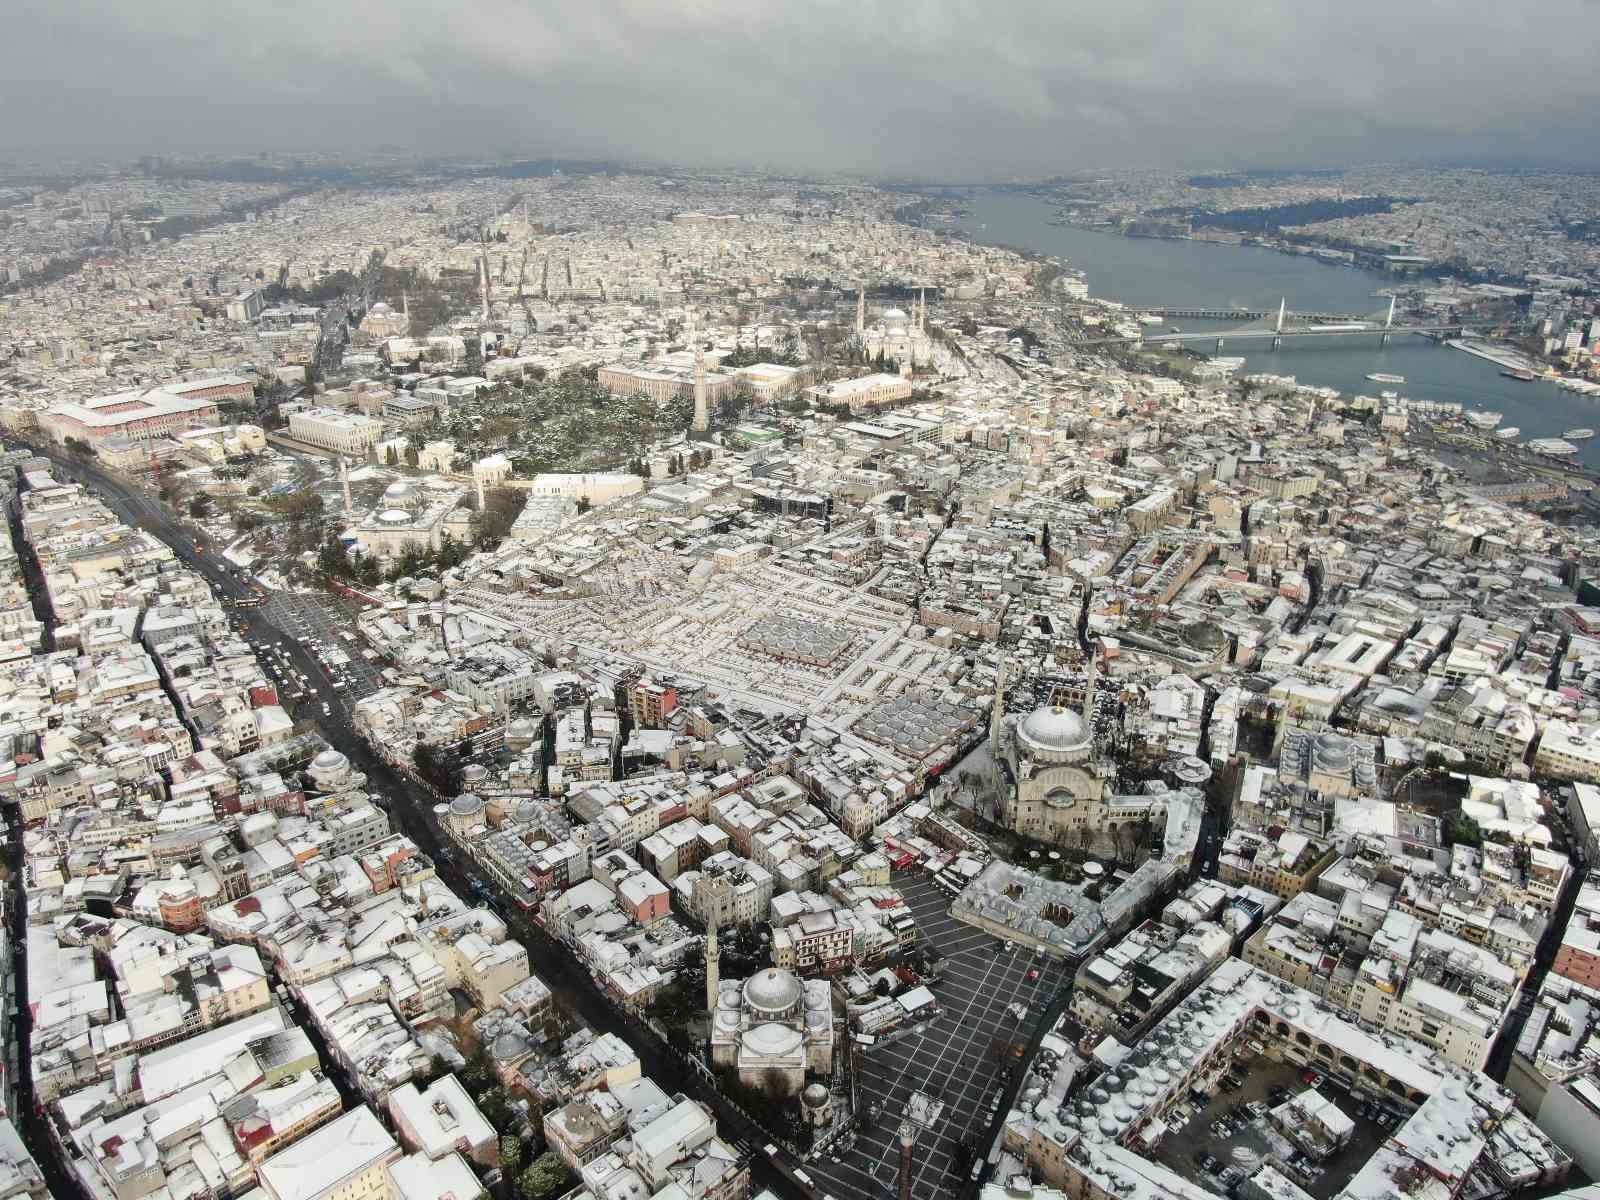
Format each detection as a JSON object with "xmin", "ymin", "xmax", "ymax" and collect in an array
[{"xmin": 1077, "ymin": 297, "xmax": 1493, "ymax": 350}]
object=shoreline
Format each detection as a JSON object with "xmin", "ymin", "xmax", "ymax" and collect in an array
[
  {"xmin": 1445, "ymin": 338, "xmax": 1540, "ymax": 374},
  {"xmin": 947, "ymin": 192, "xmax": 1569, "ymax": 400},
  {"xmin": 938, "ymin": 193, "xmax": 1600, "ymax": 491}
]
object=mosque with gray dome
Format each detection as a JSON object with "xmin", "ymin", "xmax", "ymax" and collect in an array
[
  {"xmin": 855, "ymin": 288, "xmax": 935, "ymax": 370},
  {"xmin": 351, "ymin": 475, "xmax": 472, "ymax": 561},
  {"xmin": 708, "ymin": 966, "xmax": 834, "ymax": 1097},
  {"xmin": 952, "ymin": 653, "xmax": 1170, "ymax": 852}
]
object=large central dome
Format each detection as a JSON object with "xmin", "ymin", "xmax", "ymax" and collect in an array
[
  {"xmin": 1018, "ymin": 705, "xmax": 1092, "ymax": 756},
  {"xmin": 743, "ymin": 968, "xmax": 803, "ymax": 1018}
]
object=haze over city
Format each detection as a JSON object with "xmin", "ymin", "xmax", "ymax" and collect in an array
[{"xmin": 8, "ymin": 0, "xmax": 1600, "ymax": 173}]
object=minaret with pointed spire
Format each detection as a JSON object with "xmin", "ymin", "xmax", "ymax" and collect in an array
[
  {"xmin": 704, "ymin": 920, "xmax": 721, "ymax": 1012},
  {"xmin": 340, "ymin": 457, "xmax": 353, "ymax": 516},
  {"xmin": 918, "ymin": 287, "xmax": 927, "ymax": 332},
  {"xmin": 691, "ymin": 310, "xmax": 709, "ymax": 434},
  {"xmin": 990, "ymin": 655, "xmax": 1008, "ymax": 752},
  {"xmin": 478, "ymin": 247, "xmax": 491, "ymax": 321},
  {"xmin": 856, "ymin": 287, "xmax": 866, "ymax": 338}
]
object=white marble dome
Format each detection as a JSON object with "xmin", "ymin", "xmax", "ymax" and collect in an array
[{"xmin": 1017, "ymin": 705, "xmax": 1092, "ymax": 760}]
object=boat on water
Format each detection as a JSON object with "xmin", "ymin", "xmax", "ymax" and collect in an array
[
  {"xmin": 1494, "ymin": 427, "xmax": 1521, "ymax": 440},
  {"xmin": 1566, "ymin": 428, "xmax": 1596, "ymax": 440},
  {"xmin": 1501, "ymin": 368, "xmax": 1537, "ymax": 382},
  {"xmin": 1366, "ymin": 372, "xmax": 1406, "ymax": 384},
  {"xmin": 1465, "ymin": 410, "xmax": 1503, "ymax": 430},
  {"xmin": 1527, "ymin": 437, "xmax": 1580, "ymax": 457}
]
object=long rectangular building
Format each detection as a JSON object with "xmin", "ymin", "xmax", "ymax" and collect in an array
[
  {"xmin": 597, "ymin": 362, "xmax": 737, "ymax": 405},
  {"xmin": 42, "ymin": 376, "xmax": 251, "ymax": 447}
]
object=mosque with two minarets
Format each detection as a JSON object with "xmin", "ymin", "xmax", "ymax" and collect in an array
[
  {"xmin": 950, "ymin": 647, "xmax": 1168, "ymax": 851},
  {"xmin": 855, "ymin": 287, "xmax": 935, "ymax": 371}
]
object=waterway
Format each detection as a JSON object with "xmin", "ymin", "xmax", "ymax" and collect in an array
[{"xmin": 952, "ymin": 191, "xmax": 1600, "ymax": 469}]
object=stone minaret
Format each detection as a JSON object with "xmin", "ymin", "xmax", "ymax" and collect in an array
[
  {"xmin": 990, "ymin": 656, "xmax": 1008, "ymax": 752},
  {"xmin": 704, "ymin": 921, "xmax": 721, "ymax": 1012},
  {"xmin": 918, "ymin": 287, "xmax": 927, "ymax": 332},
  {"xmin": 340, "ymin": 457, "xmax": 353, "ymax": 516},
  {"xmin": 691, "ymin": 314, "xmax": 710, "ymax": 434},
  {"xmin": 856, "ymin": 287, "xmax": 866, "ymax": 337},
  {"xmin": 478, "ymin": 246, "xmax": 491, "ymax": 321}
]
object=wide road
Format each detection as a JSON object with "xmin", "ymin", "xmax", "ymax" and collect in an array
[{"xmin": 25, "ymin": 446, "xmax": 809, "ymax": 1200}]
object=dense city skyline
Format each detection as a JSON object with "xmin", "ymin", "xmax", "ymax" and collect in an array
[{"xmin": 8, "ymin": 8, "xmax": 1600, "ymax": 1200}]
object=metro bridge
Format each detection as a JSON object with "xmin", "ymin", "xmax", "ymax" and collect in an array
[{"xmin": 1075, "ymin": 298, "xmax": 1493, "ymax": 350}]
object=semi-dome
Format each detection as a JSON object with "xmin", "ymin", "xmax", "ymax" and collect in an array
[
  {"xmin": 379, "ymin": 508, "xmax": 413, "ymax": 525},
  {"xmin": 1018, "ymin": 705, "xmax": 1092, "ymax": 755},
  {"xmin": 743, "ymin": 968, "xmax": 803, "ymax": 1017},
  {"xmin": 741, "ymin": 1023, "xmax": 803, "ymax": 1058}
]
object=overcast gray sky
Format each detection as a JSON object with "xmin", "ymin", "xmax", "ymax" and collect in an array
[{"xmin": 7, "ymin": 0, "xmax": 1598, "ymax": 176}]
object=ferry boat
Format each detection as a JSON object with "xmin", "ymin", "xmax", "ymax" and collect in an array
[
  {"xmin": 1527, "ymin": 437, "xmax": 1580, "ymax": 457},
  {"xmin": 1494, "ymin": 427, "xmax": 1521, "ymax": 440},
  {"xmin": 1365, "ymin": 372, "xmax": 1406, "ymax": 384},
  {"xmin": 1565, "ymin": 428, "xmax": 1596, "ymax": 440},
  {"xmin": 1464, "ymin": 410, "xmax": 1503, "ymax": 430},
  {"xmin": 1501, "ymin": 367, "xmax": 1537, "ymax": 382}
]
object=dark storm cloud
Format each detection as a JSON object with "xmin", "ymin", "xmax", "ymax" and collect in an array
[{"xmin": 6, "ymin": 0, "xmax": 1597, "ymax": 173}]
